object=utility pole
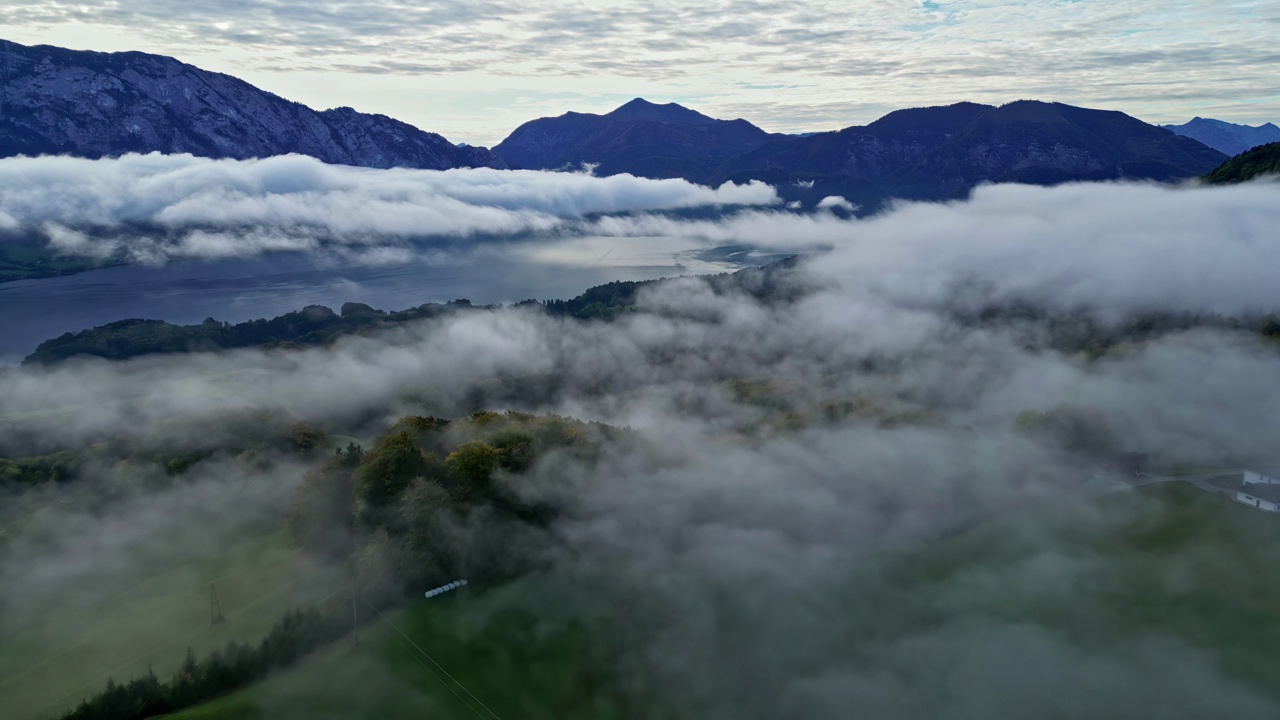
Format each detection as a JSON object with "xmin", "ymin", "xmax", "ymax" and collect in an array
[{"xmin": 210, "ymin": 583, "xmax": 225, "ymax": 626}]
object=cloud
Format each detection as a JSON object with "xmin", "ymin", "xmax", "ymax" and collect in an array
[
  {"xmin": 590, "ymin": 180, "xmax": 1280, "ymax": 318},
  {"xmin": 4, "ymin": 181, "xmax": 1280, "ymax": 469},
  {"xmin": 816, "ymin": 195, "xmax": 855, "ymax": 212},
  {"xmin": 0, "ymin": 153, "xmax": 777, "ymax": 262},
  {"xmin": 7, "ymin": 178, "xmax": 1280, "ymax": 716}
]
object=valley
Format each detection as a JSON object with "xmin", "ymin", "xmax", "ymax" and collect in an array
[{"xmin": 2, "ymin": 4, "xmax": 1278, "ymax": 718}]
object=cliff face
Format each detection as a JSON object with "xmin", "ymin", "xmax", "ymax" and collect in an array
[{"xmin": 0, "ymin": 41, "xmax": 505, "ymax": 169}]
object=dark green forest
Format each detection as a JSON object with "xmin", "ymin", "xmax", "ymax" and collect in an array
[{"xmin": 1202, "ymin": 142, "xmax": 1280, "ymax": 185}]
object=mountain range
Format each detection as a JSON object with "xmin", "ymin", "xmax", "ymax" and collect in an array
[
  {"xmin": 708, "ymin": 100, "xmax": 1229, "ymax": 207},
  {"xmin": 497, "ymin": 98, "xmax": 1230, "ymax": 208},
  {"xmin": 0, "ymin": 40, "xmax": 505, "ymax": 170},
  {"xmin": 0, "ymin": 40, "xmax": 1257, "ymax": 209},
  {"xmin": 1161, "ymin": 118, "xmax": 1280, "ymax": 157}
]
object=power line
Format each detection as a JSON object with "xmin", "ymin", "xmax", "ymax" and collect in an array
[
  {"xmin": 382, "ymin": 625, "xmax": 488, "ymax": 719},
  {"xmin": 361, "ymin": 598, "xmax": 504, "ymax": 720}
]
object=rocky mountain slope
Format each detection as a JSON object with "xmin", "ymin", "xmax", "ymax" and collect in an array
[
  {"xmin": 1162, "ymin": 117, "xmax": 1280, "ymax": 157},
  {"xmin": 0, "ymin": 40, "xmax": 504, "ymax": 169},
  {"xmin": 493, "ymin": 98, "xmax": 778, "ymax": 181}
]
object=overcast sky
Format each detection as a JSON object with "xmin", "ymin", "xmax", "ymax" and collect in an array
[{"xmin": 2, "ymin": 1, "xmax": 1277, "ymax": 147}]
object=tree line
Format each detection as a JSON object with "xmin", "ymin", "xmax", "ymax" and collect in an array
[
  {"xmin": 0, "ymin": 408, "xmax": 327, "ymax": 491},
  {"xmin": 59, "ymin": 606, "xmax": 345, "ymax": 720},
  {"xmin": 24, "ymin": 258, "xmax": 805, "ymax": 366}
]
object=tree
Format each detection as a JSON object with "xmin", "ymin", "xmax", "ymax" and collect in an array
[
  {"xmin": 335, "ymin": 441, "xmax": 364, "ymax": 467},
  {"xmin": 1261, "ymin": 314, "xmax": 1280, "ymax": 340},
  {"xmin": 394, "ymin": 479, "xmax": 466, "ymax": 587},
  {"xmin": 355, "ymin": 432, "xmax": 428, "ymax": 508},
  {"xmin": 490, "ymin": 429, "xmax": 536, "ymax": 472},
  {"xmin": 285, "ymin": 422, "xmax": 327, "ymax": 452},
  {"xmin": 445, "ymin": 440, "xmax": 501, "ymax": 494},
  {"xmin": 288, "ymin": 460, "xmax": 356, "ymax": 558}
]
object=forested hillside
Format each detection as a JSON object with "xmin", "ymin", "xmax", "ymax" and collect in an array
[{"xmin": 1203, "ymin": 142, "xmax": 1280, "ymax": 184}]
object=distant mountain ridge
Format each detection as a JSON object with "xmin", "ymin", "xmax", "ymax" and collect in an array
[
  {"xmin": 0, "ymin": 40, "xmax": 505, "ymax": 169},
  {"xmin": 716, "ymin": 100, "xmax": 1228, "ymax": 207},
  {"xmin": 494, "ymin": 98, "xmax": 1225, "ymax": 210},
  {"xmin": 493, "ymin": 98, "xmax": 780, "ymax": 182},
  {"xmin": 1162, "ymin": 118, "xmax": 1280, "ymax": 157}
]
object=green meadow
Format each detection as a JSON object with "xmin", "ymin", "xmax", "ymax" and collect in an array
[{"xmin": 0, "ymin": 531, "xmax": 343, "ymax": 720}]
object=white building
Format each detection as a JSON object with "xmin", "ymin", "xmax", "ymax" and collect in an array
[
  {"xmin": 1242, "ymin": 470, "xmax": 1280, "ymax": 486},
  {"xmin": 1234, "ymin": 469, "xmax": 1280, "ymax": 512}
]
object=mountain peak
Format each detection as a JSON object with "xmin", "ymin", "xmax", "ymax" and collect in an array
[
  {"xmin": 1162, "ymin": 116, "xmax": 1280, "ymax": 156},
  {"xmin": 617, "ymin": 98, "xmax": 659, "ymax": 110},
  {"xmin": 605, "ymin": 98, "xmax": 716, "ymax": 125},
  {"xmin": 493, "ymin": 98, "xmax": 772, "ymax": 177}
]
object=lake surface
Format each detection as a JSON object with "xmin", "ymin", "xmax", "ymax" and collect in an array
[{"xmin": 0, "ymin": 236, "xmax": 749, "ymax": 364}]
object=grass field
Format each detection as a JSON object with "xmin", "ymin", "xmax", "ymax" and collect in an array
[
  {"xmin": 885, "ymin": 482, "xmax": 1280, "ymax": 700},
  {"xmin": 165, "ymin": 483, "xmax": 1280, "ymax": 718},
  {"xmin": 21, "ymin": 482, "xmax": 1280, "ymax": 719},
  {"xmin": 0, "ymin": 530, "xmax": 345, "ymax": 720},
  {"xmin": 169, "ymin": 589, "xmax": 627, "ymax": 720}
]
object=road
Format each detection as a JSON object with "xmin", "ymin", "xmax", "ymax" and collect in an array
[{"xmin": 1123, "ymin": 473, "xmax": 1238, "ymax": 500}]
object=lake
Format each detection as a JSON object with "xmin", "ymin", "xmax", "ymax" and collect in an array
[{"xmin": 0, "ymin": 236, "xmax": 757, "ymax": 364}]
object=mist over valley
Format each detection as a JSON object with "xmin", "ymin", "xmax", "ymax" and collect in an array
[{"xmin": 2, "ymin": 8, "xmax": 1280, "ymax": 720}]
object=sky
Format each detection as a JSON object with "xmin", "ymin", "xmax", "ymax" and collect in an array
[{"xmin": 1, "ymin": 0, "xmax": 1277, "ymax": 147}]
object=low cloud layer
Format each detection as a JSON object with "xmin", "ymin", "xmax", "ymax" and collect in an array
[
  {"xmin": 0, "ymin": 153, "xmax": 776, "ymax": 262},
  {"xmin": 8, "ymin": 154, "xmax": 1280, "ymax": 324},
  {"xmin": 3, "ymin": 179, "xmax": 1280, "ymax": 442},
  {"xmin": 6, "ymin": 178, "xmax": 1280, "ymax": 717},
  {"xmin": 594, "ymin": 180, "xmax": 1280, "ymax": 318}
]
